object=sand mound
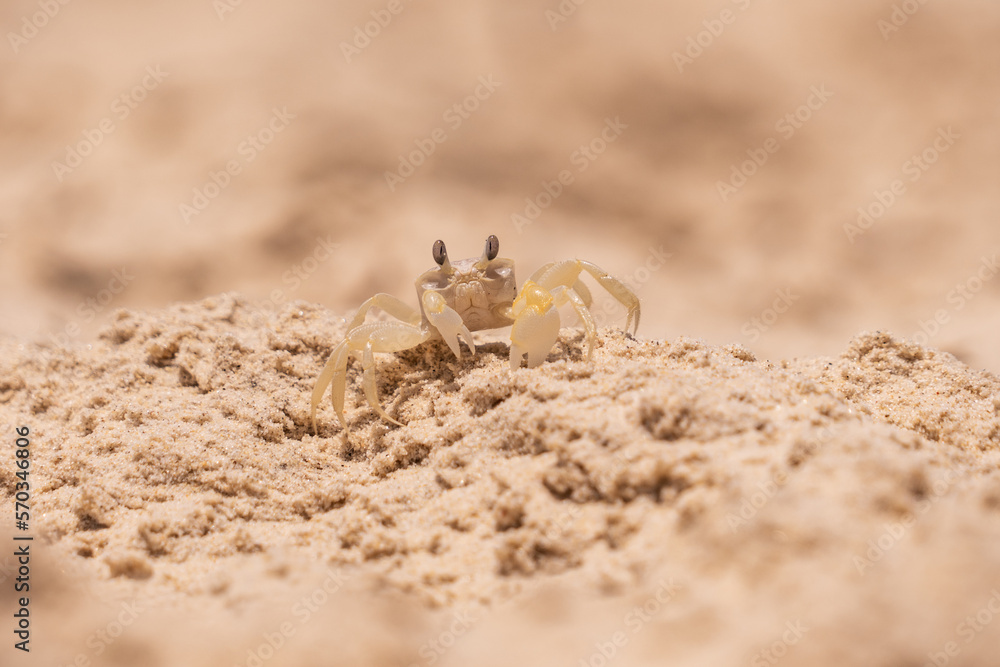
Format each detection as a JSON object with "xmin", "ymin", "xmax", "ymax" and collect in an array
[{"xmin": 2, "ymin": 294, "xmax": 1000, "ymax": 666}]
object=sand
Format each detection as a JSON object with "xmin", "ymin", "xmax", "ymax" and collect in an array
[{"xmin": 2, "ymin": 294, "xmax": 1000, "ymax": 666}]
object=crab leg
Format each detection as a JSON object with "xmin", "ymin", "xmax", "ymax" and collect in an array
[
  {"xmin": 347, "ymin": 293, "xmax": 422, "ymax": 331},
  {"xmin": 550, "ymin": 285, "xmax": 597, "ymax": 360},
  {"xmin": 530, "ymin": 259, "xmax": 641, "ymax": 334},
  {"xmin": 529, "ymin": 262, "xmax": 593, "ymax": 309},
  {"xmin": 571, "ymin": 278, "xmax": 593, "ymax": 308},
  {"xmin": 311, "ymin": 321, "xmax": 432, "ymax": 433},
  {"xmin": 362, "ymin": 341, "xmax": 403, "ymax": 426},
  {"xmin": 311, "ymin": 339, "xmax": 350, "ymax": 433}
]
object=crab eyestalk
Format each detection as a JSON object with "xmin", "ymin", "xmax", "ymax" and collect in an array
[
  {"xmin": 432, "ymin": 239, "xmax": 452, "ymax": 273},
  {"xmin": 474, "ymin": 234, "xmax": 500, "ymax": 270}
]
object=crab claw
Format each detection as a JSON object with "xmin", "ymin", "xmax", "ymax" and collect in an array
[
  {"xmin": 509, "ymin": 281, "xmax": 560, "ymax": 370},
  {"xmin": 422, "ymin": 290, "xmax": 475, "ymax": 358}
]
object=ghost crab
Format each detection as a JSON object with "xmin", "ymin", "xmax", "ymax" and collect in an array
[{"xmin": 310, "ymin": 235, "xmax": 640, "ymax": 432}]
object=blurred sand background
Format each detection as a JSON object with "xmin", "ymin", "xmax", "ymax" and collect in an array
[
  {"xmin": 1, "ymin": 0, "xmax": 998, "ymax": 370},
  {"xmin": 2, "ymin": 1, "xmax": 1000, "ymax": 666}
]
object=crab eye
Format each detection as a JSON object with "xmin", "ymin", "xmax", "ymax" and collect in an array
[
  {"xmin": 432, "ymin": 240, "xmax": 448, "ymax": 266},
  {"xmin": 485, "ymin": 235, "xmax": 499, "ymax": 261}
]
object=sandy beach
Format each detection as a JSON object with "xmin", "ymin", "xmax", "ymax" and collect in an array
[{"xmin": 2, "ymin": 296, "xmax": 1000, "ymax": 665}]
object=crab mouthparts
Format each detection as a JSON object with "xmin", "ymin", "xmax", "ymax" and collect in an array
[{"xmin": 460, "ymin": 307, "xmax": 494, "ymax": 330}]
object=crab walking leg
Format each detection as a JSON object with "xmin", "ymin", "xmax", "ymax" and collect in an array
[
  {"xmin": 311, "ymin": 321, "xmax": 432, "ymax": 432},
  {"xmin": 347, "ymin": 293, "xmax": 422, "ymax": 331},
  {"xmin": 528, "ymin": 262, "xmax": 555, "ymax": 283},
  {"xmin": 311, "ymin": 339, "xmax": 350, "ymax": 433},
  {"xmin": 509, "ymin": 281, "xmax": 561, "ymax": 370},
  {"xmin": 313, "ymin": 298, "xmax": 419, "ymax": 433},
  {"xmin": 528, "ymin": 260, "xmax": 594, "ymax": 308},
  {"xmin": 576, "ymin": 260, "xmax": 641, "ymax": 334},
  {"xmin": 358, "ymin": 321, "xmax": 434, "ymax": 424},
  {"xmin": 362, "ymin": 341, "xmax": 403, "ymax": 426},
  {"xmin": 422, "ymin": 290, "xmax": 476, "ymax": 359},
  {"xmin": 571, "ymin": 278, "xmax": 593, "ymax": 308},
  {"xmin": 531, "ymin": 259, "xmax": 641, "ymax": 334},
  {"xmin": 528, "ymin": 263, "xmax": 592, "ymax": 308},
  {"xmin": 550, "ymin": 285, "xmax": 597, "ymax": 360}
]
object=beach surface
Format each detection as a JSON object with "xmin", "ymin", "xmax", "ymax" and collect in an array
[{"xmin": 2, "ymin": 295, "xmax": 1000, "ymax": 665}]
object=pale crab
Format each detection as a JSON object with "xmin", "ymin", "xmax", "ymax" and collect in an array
[{"xmin": 310, "ymin": 235, "xmax": 640, "ymax": 432}]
